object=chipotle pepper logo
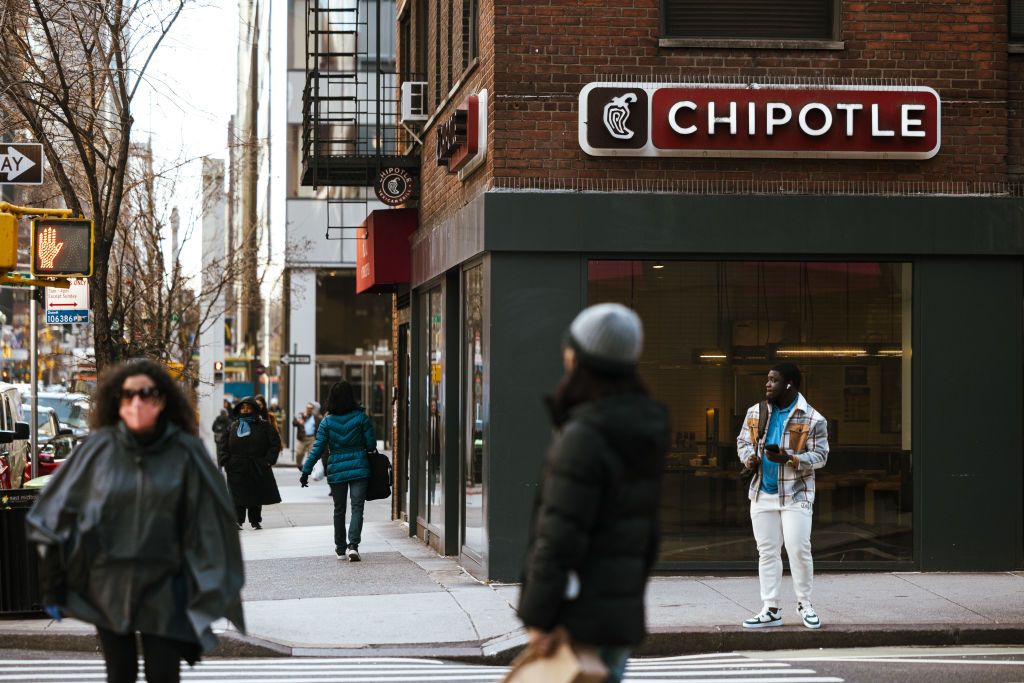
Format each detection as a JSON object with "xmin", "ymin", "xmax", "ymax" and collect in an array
[
  {"xmin": 604, "ymin": 93, "xmax": 638, "ymax": 139},
  {"xmin": 584, "ymin": 87, "xmax": 648, "ymax": 150}
]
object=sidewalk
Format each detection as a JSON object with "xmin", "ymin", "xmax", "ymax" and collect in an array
[{"xmin": 1, "ymin": 467, "xmax": 1022, "ymax": 659}]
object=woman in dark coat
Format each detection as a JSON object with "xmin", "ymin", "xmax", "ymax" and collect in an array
[
  {"xmin": 220, "ymin": 396, "xmax": 281, "ymax": 529},
  {"xmin": 299, "ymin": 381, "xmax": 375, "ymax": 561},
  {"xmin": 518, "ymin": 303, "xmax": 669, "ymax": 683},
  {"xmin": 26, "ymin": 360, "xmax": 245, "ymax": 683}
]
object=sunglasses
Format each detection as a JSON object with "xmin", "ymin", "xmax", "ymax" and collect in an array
[{"xmin": 119, "ymin": 386, "xmax": 162, "ymax": 402}]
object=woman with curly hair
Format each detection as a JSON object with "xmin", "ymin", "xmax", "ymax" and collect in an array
[{"xmin": 26, "ymin": 359, "xmax": 245, "ymax": 683}]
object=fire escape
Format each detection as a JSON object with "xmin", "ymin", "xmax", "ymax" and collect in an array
[{"xmin": 302, "ymin": 0, "xmax": 417, "ymax": 240}]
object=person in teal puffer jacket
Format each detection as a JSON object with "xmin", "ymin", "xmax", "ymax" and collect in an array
[{"xmin": 299, "ymin": 381, "xmax": 375, "ymax": 561}]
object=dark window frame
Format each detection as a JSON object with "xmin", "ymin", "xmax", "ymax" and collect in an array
[
  {"xmin": 462, "ymin": 0, "xmax": 478, "ymax": 69},
  {"xmin": 660, "ymin": 0, "xmax": 842, "ymax": 46},
  {"xmin": 1012, "ymin": 0, "xmax": 1024, "ymax": 44}
]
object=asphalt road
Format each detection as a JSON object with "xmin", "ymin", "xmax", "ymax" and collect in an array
[{"xmin": 0, "ymin": 646, "xmax": 1022, "ymax": 682}]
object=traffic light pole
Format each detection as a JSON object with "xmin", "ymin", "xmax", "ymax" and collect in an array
[{"xmin": 29, "ymin": 288, "xmax": 38, "ymax": 461}]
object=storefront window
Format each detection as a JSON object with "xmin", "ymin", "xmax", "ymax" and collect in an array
[
  {"xmin": 589, "ymin": 261, "xmax": 912, "ymax": 565},
  {"xmin": 462, "ymin": 265, "xmax": 486, "ymax": 557},
  {"xmin": 423, "ymin": 287, "xmax": 445, "ymax": 532}
]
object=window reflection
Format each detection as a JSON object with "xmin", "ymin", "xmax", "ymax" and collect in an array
[
  {"xmin": 424, "ymin": 288, "xmax": 445, "ymax": 531},
  {"xmin": 463, "ymin": 266, "xmax": 485, "ymax": 556},
  {"xmin": 589, "ymin": 261, "xmax": 912, "ymax": 564}
]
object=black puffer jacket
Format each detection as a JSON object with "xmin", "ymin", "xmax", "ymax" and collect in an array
[{"xmin": 518, "ymin": 394, "xmax": 669, "ymax": 646}]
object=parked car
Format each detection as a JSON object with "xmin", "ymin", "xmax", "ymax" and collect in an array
[
  {"xmin": 21, "ymin": 405, "xmax": 77, "ymax": 481},
  {"xmin": 0, "ymin": 382, "xmax": 31, "ymax": 489},
  {"xmin": 35, "ymin": 391, "xmax": 90, "ymax": 442}
]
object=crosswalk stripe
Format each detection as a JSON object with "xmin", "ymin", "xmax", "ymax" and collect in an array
[
  {"xmin": 620, "ymin": 679, "xmax": 843, "ymax": 683},
  {"xmin": 0, "ymin": 657, "xmax": 847, "ymax": 683},
  {"xmin": 627, "ymin": 662, "xmax": 789, "ymax": 669}
]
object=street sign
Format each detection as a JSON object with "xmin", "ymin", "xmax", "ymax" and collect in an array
[
  {"xmin": 45, "ymin": 278, "xmax": 89, "ymax": 325},
  {"xmin": 280, "ymin": 354, "xmax": 311, "ymax": 365},
  {"xmin": 31, "ymin": 217, "xmax": 94, "ymax": 277},
  {"xmin": 0, "ymin": 144, "xmax": 43, "ymax": 184}
]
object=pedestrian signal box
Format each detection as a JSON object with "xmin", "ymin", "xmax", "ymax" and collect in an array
[
  {"xmin": 0, "ymin": 213, "xmax": 17, "ymax": 273},
  {"xmin": 30, "ymin": 217, "xmax": 94, "ymax": 277}
]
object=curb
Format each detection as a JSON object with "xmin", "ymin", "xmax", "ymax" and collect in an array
[
  {"xmin": 2, "ymin": 624, "xmax": 1022, "ymax": 659},
  {"xmin": 636, "ymin": 624, "xmax": 1024, "ymax": 656}
]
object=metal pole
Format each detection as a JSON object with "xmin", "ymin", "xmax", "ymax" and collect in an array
[
  {"xmin": 289, "ymin": 342, "xmax": 296, "ymax": 456},
  {"xmin": 29, "ymin": 289, "xmax": 37, "ymax": 460}
]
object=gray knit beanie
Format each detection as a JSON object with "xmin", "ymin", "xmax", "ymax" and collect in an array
[{"xmin": 567, "ymin": 303, "xmax": 643, "ymax": 375}]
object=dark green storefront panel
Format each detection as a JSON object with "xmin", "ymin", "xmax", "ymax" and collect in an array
[
  {"xmin": 915, "ymin": 259, "xmax": 1023, "ymax": 570},
  {"xmin": 486, "ymin": 252, "xmax": 583, "ymax": 582}
]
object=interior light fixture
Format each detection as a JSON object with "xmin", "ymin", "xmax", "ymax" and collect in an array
[
  {"xmin": 652, "ymin": 261, "xmax": 665, "ymax": 270},
  {"xmin": 699, "ymin": 353, "xmax": 728, "ymax": 360},
  {"xmin": 776, "ymin": 347, "xmax": 868, "ymax": 357},
  {"xmin": 876, "ymin": 349, "xmax": 904, "ymax": 357}
]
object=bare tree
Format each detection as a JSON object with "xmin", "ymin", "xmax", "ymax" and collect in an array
[{"xmin": 0, "ymin": 0, "xmax": 188, "ymax": 370}]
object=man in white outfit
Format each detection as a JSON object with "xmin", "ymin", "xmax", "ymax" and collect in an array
[{"xmin": 737, "ymin": 363, "xmax": 829, "ymax": 630}]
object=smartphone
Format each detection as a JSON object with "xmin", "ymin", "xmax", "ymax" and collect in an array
[{"xmin": 764, "ymin": 444, "xmax": 780, "ymax": 454}]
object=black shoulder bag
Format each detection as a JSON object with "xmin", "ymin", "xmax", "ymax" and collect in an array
[{"xmin": 365, "ymin": 449, "xmax": 393, "ymax": 501}]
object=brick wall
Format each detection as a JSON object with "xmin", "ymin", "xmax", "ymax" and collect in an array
[{"xmin": 413, "ymin": 1, "xmax": 1019, "ymax": 231}]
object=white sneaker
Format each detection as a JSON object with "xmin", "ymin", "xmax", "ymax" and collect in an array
[
  {"xmin": 798, "ymin": 602, "xmax": 821, "ymax": 629},
  {"xmin": 346, "ymin": 545, "xmax": 361, "ymax": 562},
  {"xmin": 742, "ymin": 607, "xmax": 783, "ymax": 628}
]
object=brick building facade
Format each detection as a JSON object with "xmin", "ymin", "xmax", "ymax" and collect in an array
[{"xmin": 380, "ymin": 0, "xmax": 1024, "ymax": 580}]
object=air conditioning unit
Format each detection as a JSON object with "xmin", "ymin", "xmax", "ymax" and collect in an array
[{"xmin": 400, "ymin": 81, "xmax": 429, "ymax": 124}]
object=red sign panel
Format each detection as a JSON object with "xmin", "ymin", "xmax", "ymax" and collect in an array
[
  {"xmin": 580, "ymin": 83, "xmax": 941, "ymax": 160},
  {"xmin": 436, "ymin": 95, "xmax": 479, "ymax": 172},
  {"xmin": 355, "ymin": 208, "xmax": 417, "ymax": 295}
]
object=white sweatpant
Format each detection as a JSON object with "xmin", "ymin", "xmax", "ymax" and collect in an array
[{"xmin": 750, "ymin": 493, "xmax": 814, "ymax": 609}]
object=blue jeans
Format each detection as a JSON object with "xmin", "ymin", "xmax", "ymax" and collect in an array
[
  {"xmin": 598, "ymin": 646, "xmax": 631, "ymax": 683},
  {"xmin": 329, "ymin": 478, "xmax": 368, "ymax": 551}
]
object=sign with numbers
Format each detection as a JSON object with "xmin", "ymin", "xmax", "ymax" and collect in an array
[{"xmin": 45, "ymin": 278, "xmax": 89, "ymax": 325}]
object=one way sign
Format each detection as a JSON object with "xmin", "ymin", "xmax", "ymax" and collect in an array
[{"xmin": 0, "ymin": 144, "xmax": 43, "ymax": 185}]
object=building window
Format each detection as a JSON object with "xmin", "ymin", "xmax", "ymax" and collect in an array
[
  {"xmin": 433, "ymin": 1, "xmax": 442, "ymax": 107},
  {"xmin": 662, "ymin": 0, "xmax": 836, "ymax": 41},
  {"xmin": 415, "ymin": 0, "xmax": 427, "ymax": 77},
  {"xmin": 1013, "ymin": 1, "xmax": 1024, "ymax": 42},
  {"xmin": 462, "ymin": 0, "xmax": 478, "ymax": 68},
  {"xmin": 399, "ymin": 12, "xmax": 411, "ymax": 81},
  {"xmin": 447, "ymin": 0, "xmax": 454, "ymax": 91},
  {"xmin": 462, "ymin": 264, "xmax": 486, "ymax": 558},
  {"xmin": 589, "ymin": 260, "xmax": 912, "ymax": 566},
  {"xmin": 422, "ymin": 287, "xmax": 445, "ymax": 532}
]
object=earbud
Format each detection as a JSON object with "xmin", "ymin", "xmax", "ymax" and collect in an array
[{"xmin": 787, "ymin": 384, "xmax": 792, "ymax": 389}]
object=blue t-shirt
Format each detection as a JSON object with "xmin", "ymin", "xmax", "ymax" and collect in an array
[{"xmin": 760, "ymin": 397, "xmax": 797, "ymax": 495}]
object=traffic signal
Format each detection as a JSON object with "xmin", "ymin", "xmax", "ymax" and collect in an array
[
  {"xmin": 1, "ymin": 369, "xmax": 10, "ymax": 382},
  {"xmin": 30, "ymin": 217, "xmax": 94, "ymax": 277},
  {"xmin": 0, "ymin": 213, "xmax": 17, "ymax": 273}
]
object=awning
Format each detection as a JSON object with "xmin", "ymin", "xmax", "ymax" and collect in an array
[{"xmin": 355, "ymin": 208, "xmax": 417, "ymax": 294}]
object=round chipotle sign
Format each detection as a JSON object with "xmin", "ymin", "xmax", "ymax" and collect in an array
[
  {"xmin": 579, "ymin": 82, "xmax": 941, "ymax": 160},
  {"xmin": 375, "ymin": 167, "xmax": 414, "ymax": 206}
]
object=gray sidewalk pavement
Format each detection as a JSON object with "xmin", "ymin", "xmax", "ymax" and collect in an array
[{"xmin": 2, "ymin": 465, "xmax": 1022, "ymax": 659}]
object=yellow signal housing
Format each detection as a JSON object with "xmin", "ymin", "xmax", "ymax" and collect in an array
[{"xmin": 0, "ymin": 213, "xmax": 17, "ymax": 274}]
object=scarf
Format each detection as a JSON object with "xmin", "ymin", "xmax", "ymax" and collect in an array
[{"xmin": 236, "ymin": 415, "xmax": 255, "ymax": 438}]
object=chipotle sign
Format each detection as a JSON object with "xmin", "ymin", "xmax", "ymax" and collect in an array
[{"xmin": 579, "ymin": 83, "xmax": 941, "ymax": 160}]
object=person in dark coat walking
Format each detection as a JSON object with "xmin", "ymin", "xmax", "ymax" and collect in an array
[
  {"xmin": 212, "ymin": 397, "xmax": 232, "ymax": 461},
  {"xmin": 26, "ymin": 360, "xmax": 245, "ymax": 683},
  {"xmin": 220, "ymin": 396, "xmax": 282, "ymax": 529},
  {"xmin": 517, "ymin": 303, "xmax": 669, "ymax": 683},
  {"xmin": 299, "ymin": 381, "xmax": 374, "ymax": 561}
]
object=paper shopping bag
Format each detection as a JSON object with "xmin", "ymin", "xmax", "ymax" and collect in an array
[{"xmin": 502, "ymin": 638, "xmax": 608, "ymax": 683}]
